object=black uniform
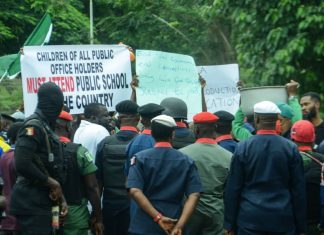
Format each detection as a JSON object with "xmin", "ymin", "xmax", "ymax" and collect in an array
[
  {"xmin": 96, "ymin": 128, "xmax": 138, "ymax": 235},
  {"xmin": 10, "ymin": 82, "xmax": 64, "ymax": 235},
  {"xmin": 11, "ymin": 111, "xmax": 65, "ymax": 234},
  {"xmin": 95, "ymin": 100, "xmax": 139, "ymax": 235}
]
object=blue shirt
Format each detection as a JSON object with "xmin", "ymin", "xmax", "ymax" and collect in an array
[
  {"xmin": 127, "ymin": 144, "xmax": 203, "ymax": 234},
  {"xmin": 218, "ymin": 140, "xmax": 237, "ymax": 154},
  {"xmin": 224, "ymin": 131, "xmax": 306, "ymax": 233},
  {"xmin": 125, "ymin": 131, "xmax": 155, "ymax": 175}
]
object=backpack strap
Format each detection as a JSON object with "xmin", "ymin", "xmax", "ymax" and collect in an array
[
  {"xmin": 24, "ymin": 118, "xmax": 54, "ymax": 163},
  {"xmin": 300, "ymin": 151, "xmax": 323, "ymax": 167}
]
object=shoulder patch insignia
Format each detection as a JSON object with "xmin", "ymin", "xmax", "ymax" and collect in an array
[
  {"xmin": 130, "ymin": 156, "xmax": 136, "ymax": 166},
  {"xmin": 26, "ymin": 127, "xmax": 35, "ymax": 136},
  {"xmin": 84, "ymin": 151, "xmax": 93, "ymax": 162}
]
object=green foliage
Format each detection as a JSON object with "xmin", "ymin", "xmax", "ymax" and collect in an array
[
  {"xmin": 0, "ymin": 0, "xmax": 90, "ymax": 55},
  {"xmin": 94, "ymin": 0, "xmax": 234, "ymax": 65},
  {"xmin": 0, "ymin": 79, "xmax": 23, "ymax": 114},
  {"xmin": 225, "ymin": 0, "xmax": 324, "ymax": 96}
]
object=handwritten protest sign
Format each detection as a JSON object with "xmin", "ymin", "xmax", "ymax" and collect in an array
[
  {"xmin": 21, "ymin": 45, "xmax": 132, "ymax": 116},
  {"xmin": 197, "ymin": 64, "xmax": 240, "ymax": 114},
  {"xmin": 136, "ymin": 50, "xmax": 201, "ymax": 120}
]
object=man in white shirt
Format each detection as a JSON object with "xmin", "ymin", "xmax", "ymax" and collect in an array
[{"xmin": 74, "ymin": 103, "xmax": 110, "ymax": 160}]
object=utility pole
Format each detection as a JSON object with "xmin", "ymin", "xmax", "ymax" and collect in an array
[{"xmin": 90, "ymin": 0, "xmax": 94, "ymax": 44}]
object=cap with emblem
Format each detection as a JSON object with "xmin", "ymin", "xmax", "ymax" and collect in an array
[
  {"xmin": 152, "ymin": 115, "xmax": 177, "ymax": 128},
  {"xmin": 116, "ymin": 100, "xmax": 139, "ymax": 115},
  {"xmin": 254, "ymin": 101, "xmax": 281, "ymax": 114},
  {"xmin": 276, "ymin": 102, "xmax": 294, "ymax": 119},
  {"xmin": 193, "ymin": 112, "xmax": 219, "ymax": 124},
  {"xmin": 58, "ymin": 111, "xmax": 73, "ymax": 121},
  {"xmin": 138, "ymin": 103, "xmax": 165, "ymax": 119},
  {"xmin": 213, "ymin": 111, "xmax": 234, "ymax": 123},
  {"xmin": 291, "ymin": 120, "xmax": 315, "ymax": 143}
]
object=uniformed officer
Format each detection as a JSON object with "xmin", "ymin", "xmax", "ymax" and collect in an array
[
  {"xmin": 96, "ymin": 100, "xmax": 139, "ymax": 235},
  {"xmin": 125, "ymin": 103, "xmax": 165, "ymax": 230},
  {"xmin": 55, "ymin": 111, "xmax": 103, "ymax": 235},
  {"xmin": 290, "ymin": 120, "xmax": 324, "ymax": 235},
  {"xmin": 125, "ymin": 103, "xmax": 165, "ymax": 175},
  {"xmin": 160, "ymin": 97, "xmax": 195, "ymax": 149},
  {"xmin": 224, "ymin": 101, "xmax": 306, "ymax": 235},
  {"xmin": 10, "ymin": 82, "xmax": 68, "ymax": 235},
  {"xmin": 180, "ymin": 112, "xmax": 232, "ymax": 235},
  {"xmin": 127, "ymin": 114, "xmax": 203, "ymax": 235},
  {"xmin": 213, "ymin": 110, "xmax": 238, "ymax": 153}
]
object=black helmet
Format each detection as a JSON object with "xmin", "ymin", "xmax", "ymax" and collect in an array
[{"xmin": 160, "ymin": 97, "xmax": 188, "ymax": 120}]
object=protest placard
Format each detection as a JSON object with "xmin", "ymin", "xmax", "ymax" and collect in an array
[
  {"xmin": 21, "ymin": 45, "xmax": 132, "ymax": 116},
  {"xmin": 136, "ymin": 50, "xmax": 201, "ymax": 120},
  {"xmin": 197, "ymin": 64, "xmax": 240, "ymax": 114}
]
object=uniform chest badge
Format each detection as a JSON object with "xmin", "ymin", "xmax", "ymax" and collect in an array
[
  {"xmin": 130, "ymin": 156, "xmax": 136, "ymax": 166},
  {"xmin": 26, "ymin": 127, "xmax": 35, "ymax": 136}
]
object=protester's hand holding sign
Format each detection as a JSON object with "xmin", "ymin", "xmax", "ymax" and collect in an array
[
  {"xmin": 285, "ymin": 79, "xmax": 300, "ymax": 97},
  {"xmin": 199, "ymin": 74, "xmax": 207, "ymax": 111},
  {"xmin": 130, "ymin": 74, "xmax": 139, "ymax": 102}
]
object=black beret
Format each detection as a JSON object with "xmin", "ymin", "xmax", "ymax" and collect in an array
[
  {"xmin": 138, "ymin": 103, "xmax": 165, "ymax": 118},
  {"xmin": 116, "ymin": 100, "xmax": 139, "ymax": 115},
  {"xmin": 1, "ymin": 113, "xmax": 16, "ymax": 123},
  {"xmin": 213, "ymin": 111, "xmax": 234, "ymax": 123}
]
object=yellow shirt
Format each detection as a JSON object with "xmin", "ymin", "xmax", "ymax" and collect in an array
[{"xmin": 0, "ymin": 137, "xmax": 10, "ymax": 153}]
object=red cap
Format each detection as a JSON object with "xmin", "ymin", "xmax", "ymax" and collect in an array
[
  {"xmin": 59, "ymin": 111, "xmax": 73, "ymax": 121},
  {"xmin": 291, "ymin": 120, "xmax": 315, "ymax": 143},
  {"xmin": 193, "ymin": 112, "xmax": 219, "ymax": 124}
]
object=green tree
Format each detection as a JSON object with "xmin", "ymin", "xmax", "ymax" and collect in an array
[
  {"xmin": 94, "ymin": 0, "xmax": 234, "ymax": 65},
  {"xmin": 0, "ymin": 79, "xmax": 23, "ymax": 114},
  {"xmin": 0, "ymin": 0, "xmax": 90, "ymax": 56},
  {"xmin": 225, "ymin": 0, "xmax": 324, "ymax": 95}
]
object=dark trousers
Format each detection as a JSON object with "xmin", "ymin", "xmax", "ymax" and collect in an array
[
  {"xmin": 237, "ymin": 227, "xmax": 296, "ymax": 235},
  {"xmin": 188, "ymin": 210, "xmax": 223, "ymax": 235},
  {"xmin": 16, "ymin": 215, "xmax": 52, "ymax": 235},
  {"xmin": 0, "ymin": 232, "xmax": 21, "ymax": 235},
  {"xmin": 103, "ymin": 208, "xmax": 129, "ymax": 235}
]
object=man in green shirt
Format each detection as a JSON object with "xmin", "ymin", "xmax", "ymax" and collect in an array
[
  {"xmin": 55, "ymin": 111, "xmax": 103, "ymax": 235},
  {"xmin": 232, "ymin": 80, "xmax": 302, "ymax": 141},
  {"xmin": 180, "ymin": 112, "xmax": 232, "ymax": 235}
]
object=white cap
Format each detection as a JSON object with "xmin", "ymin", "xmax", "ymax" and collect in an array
[
  {"xmin": 254, "ymin": 101, "xmax": 281, "ymax": 114},
  {"xmin": 151, "ymin": 114, "xmax": 177, "ymax": 128}
]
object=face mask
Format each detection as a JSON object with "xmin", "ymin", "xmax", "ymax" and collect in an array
[{"xmin": 37, "ymin": 82, "xmax": 64, "ymax": 127}]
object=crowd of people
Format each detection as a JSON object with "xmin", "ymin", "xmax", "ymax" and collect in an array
[{"xmin": 0, "ymin": 78, "xmax": 323, "ymax": 235}]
